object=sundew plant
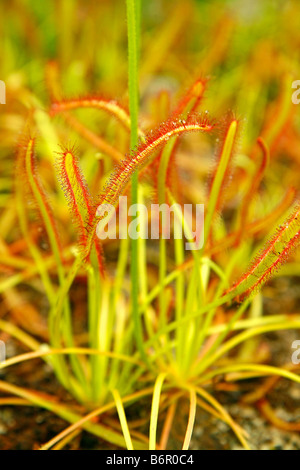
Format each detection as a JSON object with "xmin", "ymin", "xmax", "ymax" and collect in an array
[{"xmin": 0, "ymin": 0, "xmax": 300, "ymax": 450}]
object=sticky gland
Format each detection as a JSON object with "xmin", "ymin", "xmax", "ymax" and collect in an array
[
  {"xmin": 225, "ymin": 204, "xmax": 300, "ymax": 301},
  {"xmin": 55, "ymin": 148, "xmax": 105, "ymax": 275},
  {"xmin": 50, "ymin": 96, "xmax": 133, "ymax": 134},
  {"xmin": 159, "ymin": 77, "xmax": 209, "ymax": 196},
  {"xmin": 82, "ymin": 113, "xmax": 215, "ymax": 259},
  {"xmin": 17, "ymin": 136, "xmax": 63, "ymax": 259}
]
